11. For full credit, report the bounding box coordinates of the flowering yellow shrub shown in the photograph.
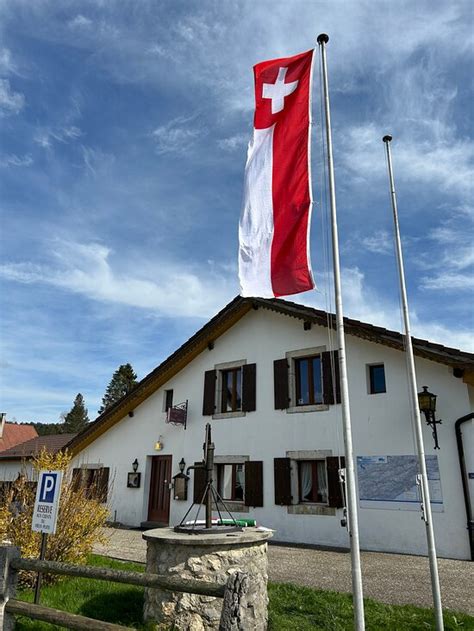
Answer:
[0,448,109,586]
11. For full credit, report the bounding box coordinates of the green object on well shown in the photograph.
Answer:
[218,518,256,527]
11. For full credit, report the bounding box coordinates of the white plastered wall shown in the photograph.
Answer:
[70,308,472,559]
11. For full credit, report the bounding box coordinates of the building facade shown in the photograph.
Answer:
[67,297,474,560]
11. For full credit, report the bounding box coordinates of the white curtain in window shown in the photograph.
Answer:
[236,465,244,491]
[317,460,328,502]
[300,461,313,501]
[223,465,233,499]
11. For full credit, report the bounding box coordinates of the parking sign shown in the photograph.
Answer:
[32,470,63,534]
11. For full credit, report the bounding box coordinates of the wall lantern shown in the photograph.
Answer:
[155,435,164,451]
[173,457,189,501]
[127,459,141,488]
[417,386,442,450]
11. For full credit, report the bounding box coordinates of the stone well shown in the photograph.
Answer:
[143,527,272,630]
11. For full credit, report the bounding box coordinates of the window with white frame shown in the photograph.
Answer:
[367,364,386,394]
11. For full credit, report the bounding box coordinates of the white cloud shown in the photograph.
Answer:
[68,15,93,29]
[151,115,205,155]
[81,146,115,176]
[359,230,393,255]
[0,48,15,74]
[0,240,235,319]
[339,123,474,201]
[0,78,24,116]
[217,133,248,151]
[420,223,474,289]
[420,272,474,292]
[34,126,82,148]
[0,153,33,168]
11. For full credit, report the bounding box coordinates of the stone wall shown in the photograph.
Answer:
[143,528,271,630]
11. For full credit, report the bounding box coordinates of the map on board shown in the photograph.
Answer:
[357,455,443,511]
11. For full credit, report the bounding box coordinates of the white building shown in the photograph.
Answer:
[66,296,474,560]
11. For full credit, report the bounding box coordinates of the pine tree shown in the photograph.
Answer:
[98,363,138,415]
[63,393,90,433]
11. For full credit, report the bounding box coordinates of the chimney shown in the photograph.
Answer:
[0,413,5,439]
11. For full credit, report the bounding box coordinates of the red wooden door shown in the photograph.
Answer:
[147,455,172,524]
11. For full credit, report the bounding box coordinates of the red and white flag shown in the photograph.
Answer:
[239,49,315,297]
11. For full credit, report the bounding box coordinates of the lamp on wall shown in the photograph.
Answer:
[155,435,164,451]
[173,457,189,501]
[132,458,139,473]
[417,386,442,450]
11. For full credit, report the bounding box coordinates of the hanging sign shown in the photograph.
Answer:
[32,470,63,534]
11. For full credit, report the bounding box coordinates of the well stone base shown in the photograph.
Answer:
[143,528,272,630]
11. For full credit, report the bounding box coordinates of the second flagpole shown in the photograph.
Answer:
[317,33,365,630]
[383,134,444,630]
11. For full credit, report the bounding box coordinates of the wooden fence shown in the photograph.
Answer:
[0,545,248,630]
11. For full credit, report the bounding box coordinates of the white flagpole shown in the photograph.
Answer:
[383,135,444,631]
[317,33,365,630]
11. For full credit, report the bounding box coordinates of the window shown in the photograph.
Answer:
[368,364,386,394]
[274,453,345,513]
[71,467,109,502]
[298,460,328,503]
[164,389,174,412]
[194,458,263,508]
[274,348,340,411]
[295,356,323,406]
[216,463,245,501]
[220,367,242,413]
[203,362,256,417]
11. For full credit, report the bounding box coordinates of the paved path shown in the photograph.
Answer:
[94,527,474,615]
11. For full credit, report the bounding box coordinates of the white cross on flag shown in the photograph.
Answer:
[239,49,315,297]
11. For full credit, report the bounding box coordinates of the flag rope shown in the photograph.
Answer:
[316,45,345,473]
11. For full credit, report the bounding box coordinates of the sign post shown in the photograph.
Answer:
[32,470,63,604]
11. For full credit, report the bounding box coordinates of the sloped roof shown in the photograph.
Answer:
[0,423,38,453]
[65,295,474,456]
[0,433,77,461]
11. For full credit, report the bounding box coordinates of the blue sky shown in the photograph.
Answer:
[0,1,472,423]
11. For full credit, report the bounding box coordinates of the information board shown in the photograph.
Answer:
[357,455,443,512]
[32,470,63,534]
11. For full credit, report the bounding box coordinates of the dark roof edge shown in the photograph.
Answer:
[65,295,473,454]
[65,295,249,452]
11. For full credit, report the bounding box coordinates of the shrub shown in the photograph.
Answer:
[0,448,109,586]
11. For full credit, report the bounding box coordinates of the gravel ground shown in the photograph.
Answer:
[93,527,474,615]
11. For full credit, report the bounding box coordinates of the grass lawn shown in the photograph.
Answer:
[14,554,474,630]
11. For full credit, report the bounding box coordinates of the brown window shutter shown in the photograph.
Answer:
[71,468,82,492]
[244,460,263,507]
[274,359,289,409]
[193,463,207,504]
[96,467,110,503]
[274,457,292,505]
[242,363,256,412]
[202,369,217,415]
[327,456,345,508]
[322,350,341,405]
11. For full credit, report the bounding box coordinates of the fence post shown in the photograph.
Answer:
[0,545,20,631]
[219,571,249,631]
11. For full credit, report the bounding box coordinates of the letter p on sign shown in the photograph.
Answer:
[39,473,57,503]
